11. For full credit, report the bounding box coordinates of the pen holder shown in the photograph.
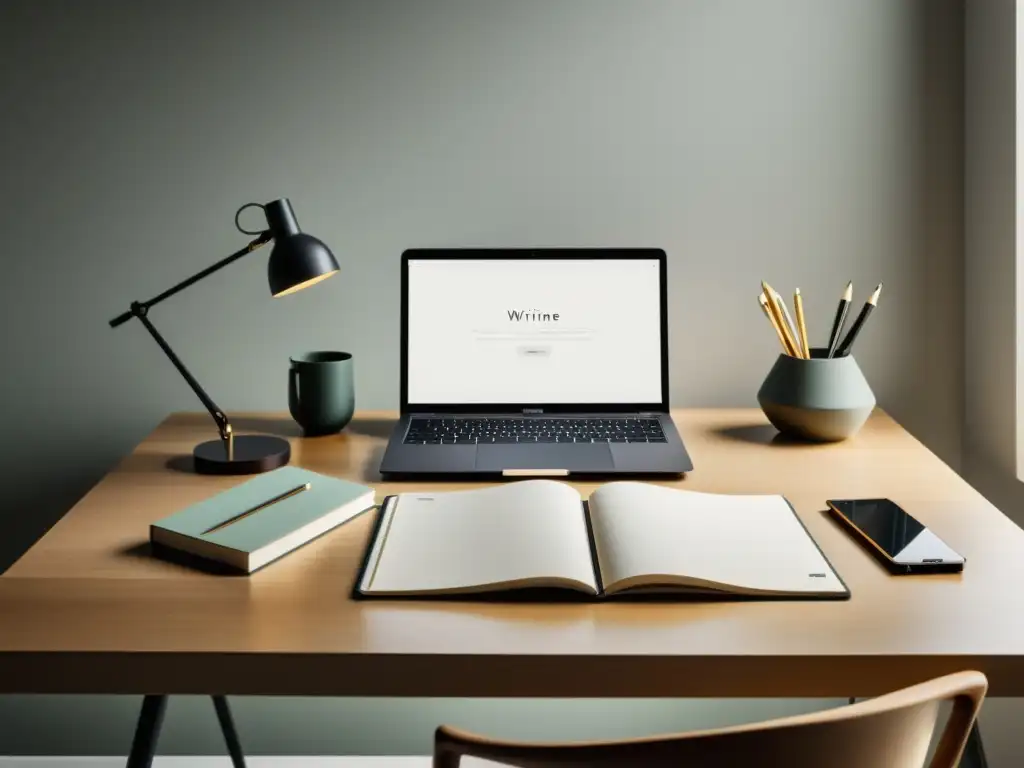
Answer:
[757,348,875,442]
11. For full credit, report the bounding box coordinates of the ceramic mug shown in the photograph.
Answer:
[288,351,355,436]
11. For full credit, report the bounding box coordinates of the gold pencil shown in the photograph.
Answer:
[794,288,811,359]
[761,281,799,356]
[759,294,790,353]
[773,289,805,358]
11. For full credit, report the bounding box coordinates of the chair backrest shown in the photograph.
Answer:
[433,671,987,768]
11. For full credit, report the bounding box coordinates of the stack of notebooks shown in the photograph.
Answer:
[356,480,848,600]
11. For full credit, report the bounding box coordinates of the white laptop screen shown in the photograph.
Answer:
[405,257,664,406]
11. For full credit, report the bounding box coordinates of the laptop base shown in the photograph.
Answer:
[380,413,692,478]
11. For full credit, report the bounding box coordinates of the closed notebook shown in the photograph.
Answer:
[151,466,375,573]
[356,480,848,600]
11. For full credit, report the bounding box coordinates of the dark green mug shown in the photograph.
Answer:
[288,351,355,436]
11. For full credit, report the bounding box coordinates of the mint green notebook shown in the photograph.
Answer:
[151,466,376,573]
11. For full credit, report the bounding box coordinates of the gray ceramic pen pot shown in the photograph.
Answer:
[289,351,355,436]
[757,348,875,442]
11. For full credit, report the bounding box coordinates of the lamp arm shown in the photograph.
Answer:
[129,306,234,449]
[108,232,272,455]
[109,233,272,328]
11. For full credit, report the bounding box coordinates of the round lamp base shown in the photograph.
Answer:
[193,435,291,475]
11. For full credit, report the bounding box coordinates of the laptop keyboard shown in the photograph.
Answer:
[403,417,667,444]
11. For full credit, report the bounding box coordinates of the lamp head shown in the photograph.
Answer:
[263,199,339,297]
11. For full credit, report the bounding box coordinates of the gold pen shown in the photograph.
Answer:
[794,288,811,359]
[203,482,311,535]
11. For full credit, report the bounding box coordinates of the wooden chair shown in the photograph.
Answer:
[434,671,987,768]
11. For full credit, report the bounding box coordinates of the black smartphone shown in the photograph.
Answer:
[826,498,964,574]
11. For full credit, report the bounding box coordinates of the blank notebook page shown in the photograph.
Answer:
[589,482,844,594]
[363,481,596,594]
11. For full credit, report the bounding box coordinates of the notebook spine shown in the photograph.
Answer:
[352,496,395,600]
[581,499,605,596]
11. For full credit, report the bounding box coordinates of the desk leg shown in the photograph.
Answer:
[212,695,247,768]
[125,695,166,768]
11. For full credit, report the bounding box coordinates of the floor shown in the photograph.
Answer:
[0,760,433,767]
[0,721,991,767]
[0,739,989,768]
[0,751,992,768]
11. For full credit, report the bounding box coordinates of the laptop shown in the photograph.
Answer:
[379,249,693,477]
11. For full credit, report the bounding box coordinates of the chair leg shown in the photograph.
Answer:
[212,695,248,768]
[125,695,167,768]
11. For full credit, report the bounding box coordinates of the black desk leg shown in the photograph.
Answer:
[212,695,248,768]
[126,695,167,768]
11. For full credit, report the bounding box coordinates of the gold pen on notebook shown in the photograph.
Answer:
[203,482,311,536]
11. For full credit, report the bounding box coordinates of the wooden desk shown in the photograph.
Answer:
[2,409,1023,698]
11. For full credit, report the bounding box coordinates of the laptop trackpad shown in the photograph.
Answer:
[475,443,613,472]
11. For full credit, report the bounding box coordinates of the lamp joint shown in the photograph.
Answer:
[248,232,272,251]
[220,421,234,461]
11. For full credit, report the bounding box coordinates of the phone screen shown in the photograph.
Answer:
[828,498,963,565]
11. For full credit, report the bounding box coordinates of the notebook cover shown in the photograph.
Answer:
[152,466,374,555]
[352,497,392,599]
[783,497,851,599]
[352,494,850,602]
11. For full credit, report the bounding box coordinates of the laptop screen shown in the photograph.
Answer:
[404,254,665,407]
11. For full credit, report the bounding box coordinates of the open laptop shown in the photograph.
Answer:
[379,249,693,477]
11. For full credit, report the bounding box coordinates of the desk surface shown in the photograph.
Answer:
[3,409,1024,698]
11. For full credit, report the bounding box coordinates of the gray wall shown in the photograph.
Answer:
[964,0,1019,509]
[0,0,976,759]
[961,3,1024,761]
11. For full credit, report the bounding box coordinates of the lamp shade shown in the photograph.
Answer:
[264,199,339,297]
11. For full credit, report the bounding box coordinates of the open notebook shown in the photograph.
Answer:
[356,481,848,600]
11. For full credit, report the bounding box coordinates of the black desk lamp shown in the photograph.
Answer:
[110,198,339,475]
